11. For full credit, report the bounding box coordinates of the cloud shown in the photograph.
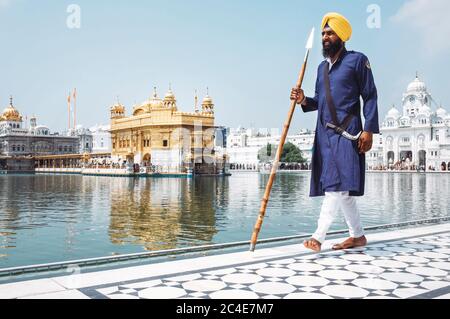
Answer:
[391,0,450,55]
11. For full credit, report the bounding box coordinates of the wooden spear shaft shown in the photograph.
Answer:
[250,28,315,252]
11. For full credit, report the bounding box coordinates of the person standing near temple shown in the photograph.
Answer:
[291,12,379,251]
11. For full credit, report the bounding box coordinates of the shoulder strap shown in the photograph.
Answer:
[323,62,354,130]
[323,62,339,126]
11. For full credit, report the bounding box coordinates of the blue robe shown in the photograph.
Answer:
[302,48,379,197]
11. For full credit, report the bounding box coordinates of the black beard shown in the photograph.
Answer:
[322,39,343,58]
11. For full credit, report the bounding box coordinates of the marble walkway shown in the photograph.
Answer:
[1,223,450,299]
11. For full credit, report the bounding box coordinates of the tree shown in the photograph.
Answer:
[257,142,306,164]
[281,142,306,164]
[258,143,275,163]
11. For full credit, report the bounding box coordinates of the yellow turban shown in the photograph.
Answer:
[321,12,352,42]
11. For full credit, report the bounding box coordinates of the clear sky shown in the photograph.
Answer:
[0,0,448,133]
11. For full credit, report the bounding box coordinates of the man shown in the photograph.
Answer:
[290,12,379,252]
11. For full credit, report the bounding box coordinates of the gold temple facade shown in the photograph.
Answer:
[110,87,227,175]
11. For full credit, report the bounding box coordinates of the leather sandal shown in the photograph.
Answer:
[332,235,367,250]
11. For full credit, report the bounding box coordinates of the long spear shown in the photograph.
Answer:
[250,28,315,252]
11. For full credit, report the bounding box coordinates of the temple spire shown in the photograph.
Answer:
[194,89,199,113]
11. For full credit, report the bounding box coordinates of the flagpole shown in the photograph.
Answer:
[249,28,315,252]
[73,88,77,129]
[68,92,71,130]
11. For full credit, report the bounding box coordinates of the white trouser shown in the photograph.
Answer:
[312,191,364,244]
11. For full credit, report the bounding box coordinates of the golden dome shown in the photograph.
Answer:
[141,87,164,109]
[110,103,125,113]
[202,95,213,106]
[164,89,176,102]
[1,97,22,122]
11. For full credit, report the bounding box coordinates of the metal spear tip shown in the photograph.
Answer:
[306,27,315,49]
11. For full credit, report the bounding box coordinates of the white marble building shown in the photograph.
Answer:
[367,75,450,171]
[226,127,315,169]
[89,124,112,153]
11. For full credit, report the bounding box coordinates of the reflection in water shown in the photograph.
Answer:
[109,178,220,250]
[0,172,449,268]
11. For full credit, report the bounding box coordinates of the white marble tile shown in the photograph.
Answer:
[345,264,384,274]
[392,288,428,298]
[414,252,448,259]
[352,278,398,290]
[250,282,296,295]
[256,267,296,278]
[204,268,237,276]
[315,258,350,266]
[364,250,396,257]
[341,254,374,262]
[269,258,296,265]
[237,263,268,270]
[393,256,429,264]
[221,273,263,284]
[121,279,162,289]
[0,279,66,299]
[286,275,330,287]
[287,263,325,272]
[97,287,119,295]
[166,273,202,282]
[429,262,450,271]
[434,293,450,299]
[435,248,450,255]
[285,292,333,299]
[317,270,358,280]
[320,285,369,298]
[182,280,226,292]
[402,243,435,250]
[380,272,424,283]
[383,246,416,253]
[209,289,259,299]
[406,267,447,277]
[138,286,187,299]
[420,281,449,290]
[19,289,90,299]
[371,260,408,269]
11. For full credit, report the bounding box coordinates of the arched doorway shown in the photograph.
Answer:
[387,151,394,166]
[418,150,426,169]
[400,151,412,162]
[441,162,447,171]
[448,162,450,171]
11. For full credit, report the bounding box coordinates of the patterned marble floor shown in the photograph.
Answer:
[77,232,450,299]
[2,224,450,299]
